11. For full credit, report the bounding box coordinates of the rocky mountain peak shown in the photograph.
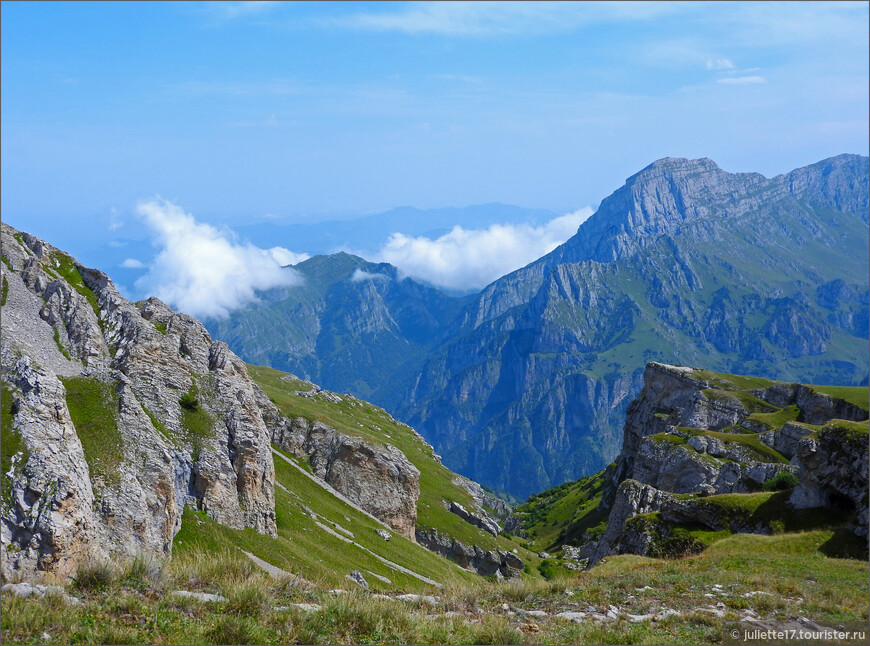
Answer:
[784,153,870,223]
[626,156,722,182]
[553,156,771,264]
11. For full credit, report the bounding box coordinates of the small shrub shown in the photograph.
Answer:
[93,625,140,645]
[208,615,264,645]
[179,392,199,412]
[538,559,558,580]
[72,559,117,592]
[122,554,163,590]
[762,472,799,491]
[769,520,786,535]
[656,527,705,559]
[225,582,270,617]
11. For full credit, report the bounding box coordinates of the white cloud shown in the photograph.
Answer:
[134,198,307,319]
[717,76,767,85]
[107,240,125,248]
[706,58,735,70]
[267,246,308,267]
[376,208,593,291]
[333,1,682,36]
[120,258,145,269]
[205,1,283,20]
[350,268,390,282]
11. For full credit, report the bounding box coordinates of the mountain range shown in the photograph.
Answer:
[207,154,870,499]
[2,220,866,645]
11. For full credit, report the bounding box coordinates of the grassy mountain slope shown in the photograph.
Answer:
[246,364,537,560]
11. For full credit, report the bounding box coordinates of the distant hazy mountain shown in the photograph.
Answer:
[209,154,869,499]
[205,252,469,403]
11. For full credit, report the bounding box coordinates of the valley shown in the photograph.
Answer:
[208,154,870,499]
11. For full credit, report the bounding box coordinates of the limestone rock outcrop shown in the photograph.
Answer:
[790,424,869,538]
[580,362,868,565]
[415,528,523,579]
[262,393,419,541]
[1,223,276,579]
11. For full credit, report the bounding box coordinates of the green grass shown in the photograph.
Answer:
[247,363,519,554]
[690,368,779,392]
[1,274,8,307]
[702,388,777,414]
[648,432,688,446]
[2,529,866,645]
[152,320,167,335]
[809,385,870,411]
[817,418,869,445]
[49,252,101,324]
[52,327,73,361]
[747,405,800,431]
[175,442,483,592]
[1,382,28,508]
[1,253,14,272]
[679,427,789,464]
[60,377,123,485]
[515,471,606,551]
[178,383,215,454]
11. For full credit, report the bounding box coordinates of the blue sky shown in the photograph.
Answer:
[2,1,868,314]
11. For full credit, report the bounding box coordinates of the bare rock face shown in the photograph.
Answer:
[1,222,276,579]
[316,434,419,541]
[754,383,868,424]
[760,422,812,460]
[447,501,499,537]
[790,425,869,538]
[414,528,522,579]
[451,475,515,531]
[582,361,869,566]
[617,363,745,478]
[586,480,674,562]
[1,357,102,578]
[631,432,797,496]
[265,395,419,541]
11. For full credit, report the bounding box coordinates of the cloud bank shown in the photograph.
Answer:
[350,268,390,282]
[377,208,593,292]
[135,198,308,319]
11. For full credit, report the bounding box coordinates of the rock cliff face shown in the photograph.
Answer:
[264,396,420,541]
[414,528,523,579]
[790,424,869,538]
[578,363,868,565]
[1,223,278,578]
